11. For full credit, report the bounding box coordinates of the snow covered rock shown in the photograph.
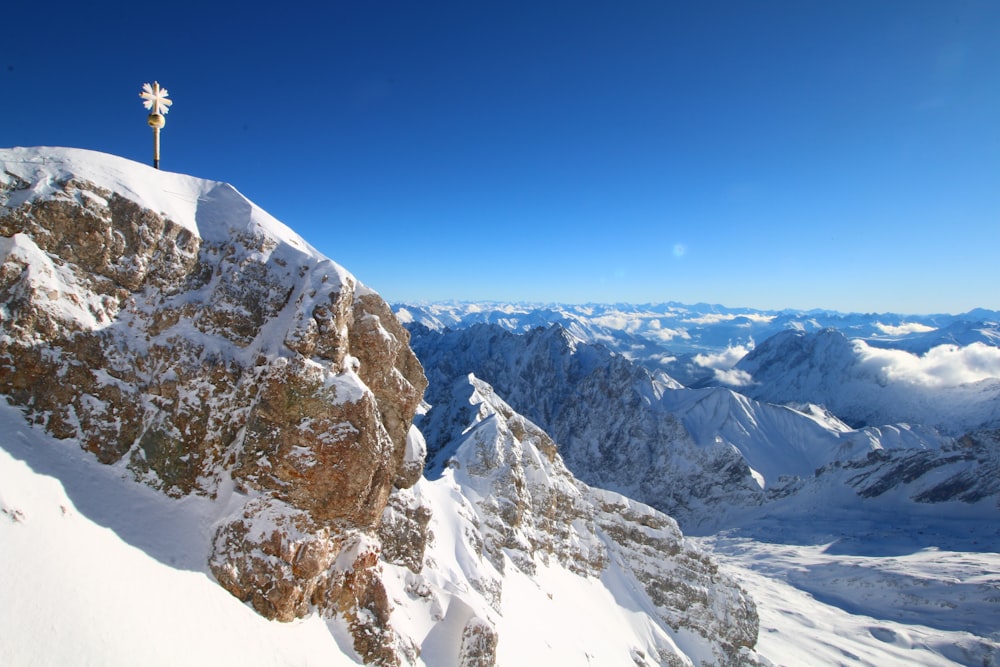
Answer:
[0,147,426,663]
[400,372,762,666]
[816,428,1000,504]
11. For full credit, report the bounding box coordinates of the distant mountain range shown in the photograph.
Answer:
[396,301,1000,388]
[399,302,1000,536]
[397,301,1000,430]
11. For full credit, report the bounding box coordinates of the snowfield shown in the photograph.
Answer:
[0,402,357,667]
[698,532,1000,667]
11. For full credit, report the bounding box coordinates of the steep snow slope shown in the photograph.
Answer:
[0,401,357,667]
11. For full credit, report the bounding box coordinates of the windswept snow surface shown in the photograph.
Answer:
[696,529,1000,667]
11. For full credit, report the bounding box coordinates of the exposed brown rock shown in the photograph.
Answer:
[351,293,428,489]
[378,488,434,573]
[458,617,498,667]
[0,171,427,664]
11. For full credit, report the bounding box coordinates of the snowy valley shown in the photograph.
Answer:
[1,147,998,666]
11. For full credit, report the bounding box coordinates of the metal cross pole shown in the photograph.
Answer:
[140,81,172,169]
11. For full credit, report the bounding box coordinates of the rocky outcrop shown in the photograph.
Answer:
[818,428,1000,505]
[458,617,499,667]
[590,489,758,664]
[0,149,426,664]
[414,372,762,666]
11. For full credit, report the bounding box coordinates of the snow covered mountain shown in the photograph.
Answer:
[4,147,996,666]
[405,318,1000,664]
[407,322,1000,533]
[395,301,1000,384]
[0,147,763,666]
[732,328,1000,434]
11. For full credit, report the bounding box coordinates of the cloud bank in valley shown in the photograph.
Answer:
[855,341,1000,388]
[873,321,938,336]
[694,344,755,386]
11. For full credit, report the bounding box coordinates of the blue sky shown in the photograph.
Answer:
[3,1,998,313]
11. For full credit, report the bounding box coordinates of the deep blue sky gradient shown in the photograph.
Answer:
[3,1,998,313]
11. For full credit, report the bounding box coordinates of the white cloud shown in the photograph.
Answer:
[592,314,642,333]
[684,313,731,325]
[693,344,754,371]
[646,327,690,343]
[651,353,677,365]
[682,313,776,326]
[873,322,937,336]
[855,341,1000,388]
[712,368,755,387]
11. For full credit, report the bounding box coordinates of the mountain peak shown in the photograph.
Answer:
[1,146,430,661]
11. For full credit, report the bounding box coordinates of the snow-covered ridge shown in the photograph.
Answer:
[392,372,762,666]
[2,146,321,252]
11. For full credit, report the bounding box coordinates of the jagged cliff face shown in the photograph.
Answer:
[381,373,762,666]
[0,148,427,662]
[410,323,773,530]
